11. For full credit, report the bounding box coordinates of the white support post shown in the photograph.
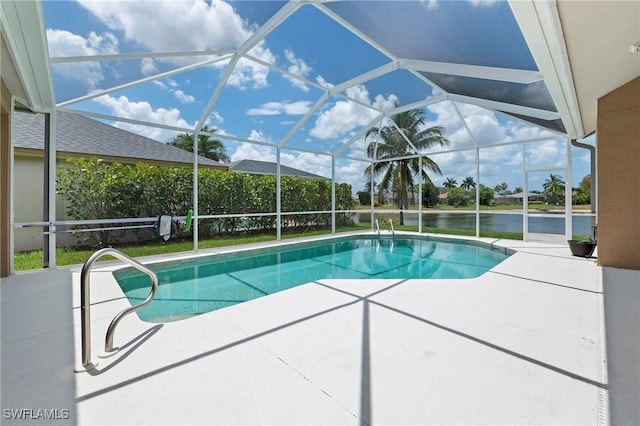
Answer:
[565,137,573,241]
[8,99,16,274]
[45,111,57,268]
[276,148,281,241]
[369,160,375,231]
[331,156,336,234]
[475,147,480,238]
[192,131,199,251]
[522,144,528,242]
[418,155,423,233]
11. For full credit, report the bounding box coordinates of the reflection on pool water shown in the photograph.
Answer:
[114,235,513,323]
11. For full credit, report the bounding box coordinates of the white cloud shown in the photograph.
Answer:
[227,51,274,90]
[78,0,250,52]
[92,94,193,141]
[309,85,392,140]
[505,119,555,141]
[229,129,278,162]
[418,101,567,188]
[246,101,312,116]
[283,49,312,91]
[468,0,501,7]
[419,0,440,9]
[229,144,333,181]
[246,102,283,116]
[526,139,566,169]
[151,78,195,105]
[210,111,224,124]
[335,159,370,192]
[173,89,195,104]
[316,75,334,90]
[281,152,332,179]
[77,0,275,89]
[140,58,158,76]
[230,143,276,163]
[229,130,333,181]
[46,29,119,89]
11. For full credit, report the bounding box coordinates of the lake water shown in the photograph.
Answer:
[356,211,596,237]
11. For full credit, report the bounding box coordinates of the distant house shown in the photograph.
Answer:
[229,159,329,180]
[13,110,226,250]
[494,192,545,204]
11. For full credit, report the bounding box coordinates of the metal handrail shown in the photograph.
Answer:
[389,218,395,236]
[375,219,380,236]
[78,247,158,371]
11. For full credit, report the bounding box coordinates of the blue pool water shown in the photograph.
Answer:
[114,235,513,323]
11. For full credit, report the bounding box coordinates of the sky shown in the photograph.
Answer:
[42,0,595,195]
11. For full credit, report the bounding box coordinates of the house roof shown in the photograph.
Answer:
[229,159,329,180]
[496,192,545,199]
[13,110,226,168]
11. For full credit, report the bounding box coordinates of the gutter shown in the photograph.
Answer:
[571,134,596,231]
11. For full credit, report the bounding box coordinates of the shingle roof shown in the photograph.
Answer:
[13,111,225,168]
[501,192,545,199]
[228,159,329,180]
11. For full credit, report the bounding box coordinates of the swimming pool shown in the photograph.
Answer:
[114,235,512,323]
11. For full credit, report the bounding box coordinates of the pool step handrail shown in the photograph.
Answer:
[77,247,158,372]
[389,218,395,236]
[375,219,380,236]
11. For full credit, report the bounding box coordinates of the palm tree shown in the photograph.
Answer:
[443,177,457,190]
[168,125,230,163]
[461,176,476,191]
[364,109,449,225]
[543,174,565,205]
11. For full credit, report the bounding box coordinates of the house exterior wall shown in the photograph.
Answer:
[13,154,77,251]
[1,78,11,276]
[597,75,640,270]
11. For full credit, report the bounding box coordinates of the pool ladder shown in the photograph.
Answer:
[374,218,395,236]
[76,247,158,372]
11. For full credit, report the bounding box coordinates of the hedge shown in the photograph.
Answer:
[57,158,354,247]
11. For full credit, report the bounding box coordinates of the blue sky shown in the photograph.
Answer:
[42,0,594,194]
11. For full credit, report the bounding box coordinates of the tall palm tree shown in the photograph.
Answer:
[364,109,449,225]
[443,177,457,190]
[543,173,565,205]
[461,176,476,191]
[168,125,230,163]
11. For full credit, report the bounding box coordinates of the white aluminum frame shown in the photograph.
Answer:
[7,0,582,268]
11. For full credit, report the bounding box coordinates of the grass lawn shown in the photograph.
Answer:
[13,225,369,271]
[14,222,587,272]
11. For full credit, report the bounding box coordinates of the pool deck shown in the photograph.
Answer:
[2,233,639,425]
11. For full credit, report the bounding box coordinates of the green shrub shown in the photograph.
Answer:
[446,187,468,207]
[421,181,439,207]
[478,184,495,206]
[57,158,354,247]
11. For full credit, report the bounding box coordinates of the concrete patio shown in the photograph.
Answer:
[2,236,638,424]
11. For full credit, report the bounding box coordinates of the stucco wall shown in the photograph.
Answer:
[597,76,640,270]
[13,155,76,251]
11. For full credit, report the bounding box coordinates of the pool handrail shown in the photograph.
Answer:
[375,219,380,236]
[77,247,158,372]
[389,218,395,236]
